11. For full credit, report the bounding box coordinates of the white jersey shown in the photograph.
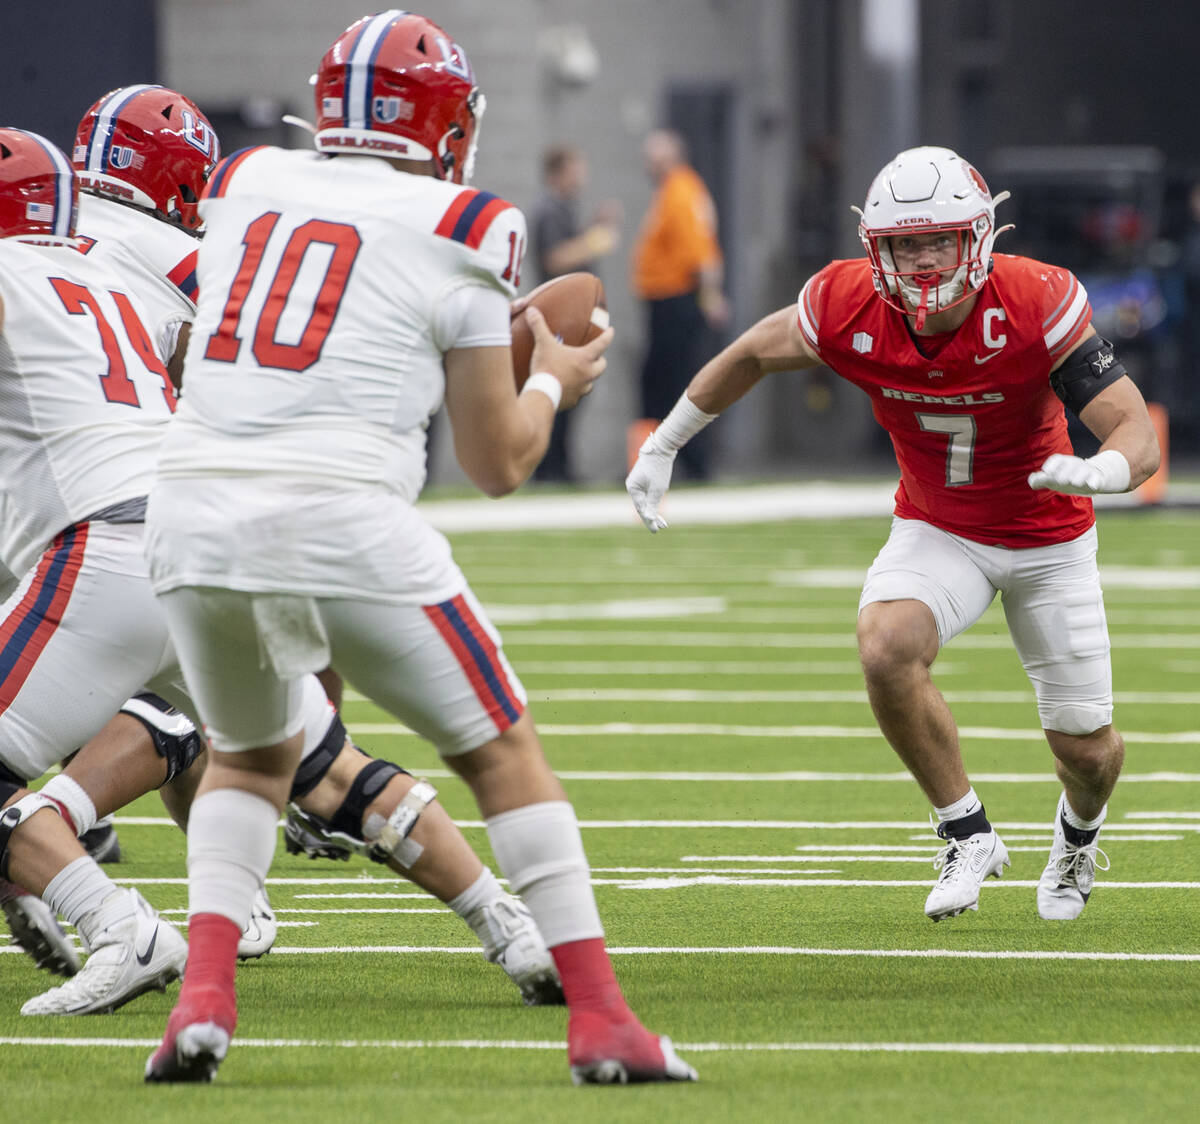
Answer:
[155,147,520,503]
[75,192,199,363]
[0,239,176,576]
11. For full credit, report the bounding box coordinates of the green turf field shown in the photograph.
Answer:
[5,503,1199,1122]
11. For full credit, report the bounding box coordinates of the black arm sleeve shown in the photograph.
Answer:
[1049,335,1128,416]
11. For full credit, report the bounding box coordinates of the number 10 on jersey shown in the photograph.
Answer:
[204,213,362,372]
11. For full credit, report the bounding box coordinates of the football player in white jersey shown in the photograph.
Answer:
[0,84,219,975]
[0,92,565,1010]
[143,10,695,1088]
[0,128,192,1014]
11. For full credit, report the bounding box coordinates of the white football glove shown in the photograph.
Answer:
[626,433,676,532]
[1027,449,1131,495]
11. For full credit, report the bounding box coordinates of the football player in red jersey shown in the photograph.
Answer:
[628,145,1160,924]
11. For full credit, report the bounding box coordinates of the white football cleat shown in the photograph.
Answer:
[21,888,186,1015]
[236,888,277,960]
[1037,798,1109,920]
[924,828,1010,921]
[470,897,564,1006]
[2,891,81,977]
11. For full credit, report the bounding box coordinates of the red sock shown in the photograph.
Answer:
[550,937,633,1018]
[183,912,240,995]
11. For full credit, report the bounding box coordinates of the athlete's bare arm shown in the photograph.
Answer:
[1077,375,1160,489]
[1051,329,1161,490]
[686,304,822,414]
[167,322,190,389]
[443,311,612,497]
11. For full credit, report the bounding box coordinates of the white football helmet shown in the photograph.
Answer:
[854,146,1009,328]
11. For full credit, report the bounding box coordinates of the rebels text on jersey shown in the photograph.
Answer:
[797,254,1094,547]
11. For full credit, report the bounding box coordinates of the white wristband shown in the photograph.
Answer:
[1086,448,1132,493]
[652,393,719,453]
[521,371,563,412]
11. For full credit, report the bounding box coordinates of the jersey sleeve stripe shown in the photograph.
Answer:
[461,196,511,250]
[797,278,820,350]
[0,525,88,719]
[203,146,265,201]
[1044,281,1090,354]
[433,189,478,238]
[166,249,200,302]
[434,190,508,246]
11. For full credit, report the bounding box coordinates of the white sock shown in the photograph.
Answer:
[42,855,119,928]
[1060,793,1106,832]
[187,788,279,930]
[485,801,603,948]
[934,786,983,823]
[40,774,98,836]
[446,867,509,954]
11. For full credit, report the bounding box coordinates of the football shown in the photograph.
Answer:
[510,271,609,390]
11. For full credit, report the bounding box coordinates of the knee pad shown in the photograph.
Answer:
[119,693,204,784]
[0,792,57,880]
[1041,700,1112,737]
[289,712,349,800]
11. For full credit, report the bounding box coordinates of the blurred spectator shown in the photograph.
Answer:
[632,129,728,480]
[529,145,621,482]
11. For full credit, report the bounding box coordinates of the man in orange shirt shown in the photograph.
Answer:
[632,129,729,479]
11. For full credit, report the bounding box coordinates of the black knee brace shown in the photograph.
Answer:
[328,758,406,839]
[0,791,58,881]
[289,713,349,800]
[119,693,204,784]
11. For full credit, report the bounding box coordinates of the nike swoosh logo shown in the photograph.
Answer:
[135,926,159,967]
[973,350,1003,364]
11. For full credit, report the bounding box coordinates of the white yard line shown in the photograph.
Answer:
[5,1036,1196,1055]
[527,687,1200,705]
[109,813,1200,829]
[348,720,1200,744]
[496,629,1200,650]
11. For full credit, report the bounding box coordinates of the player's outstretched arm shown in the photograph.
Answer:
[444,307,612,497]
[626,305,820,531]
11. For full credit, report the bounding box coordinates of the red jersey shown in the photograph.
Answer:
[797,254,1094,547]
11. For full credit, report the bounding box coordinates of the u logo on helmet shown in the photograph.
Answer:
[109,145,136,170]
[181,110,216,157]
[372,96,413,124]
[434,35,472,81]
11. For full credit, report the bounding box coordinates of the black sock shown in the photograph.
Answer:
[938,805,992,841]
[1061,817,1098,846]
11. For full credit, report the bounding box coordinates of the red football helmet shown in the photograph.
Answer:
[0,128,78,242]
[72,84,220,232]
[313,10,485,183]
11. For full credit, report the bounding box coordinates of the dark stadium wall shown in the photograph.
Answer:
[0,0,158,151]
